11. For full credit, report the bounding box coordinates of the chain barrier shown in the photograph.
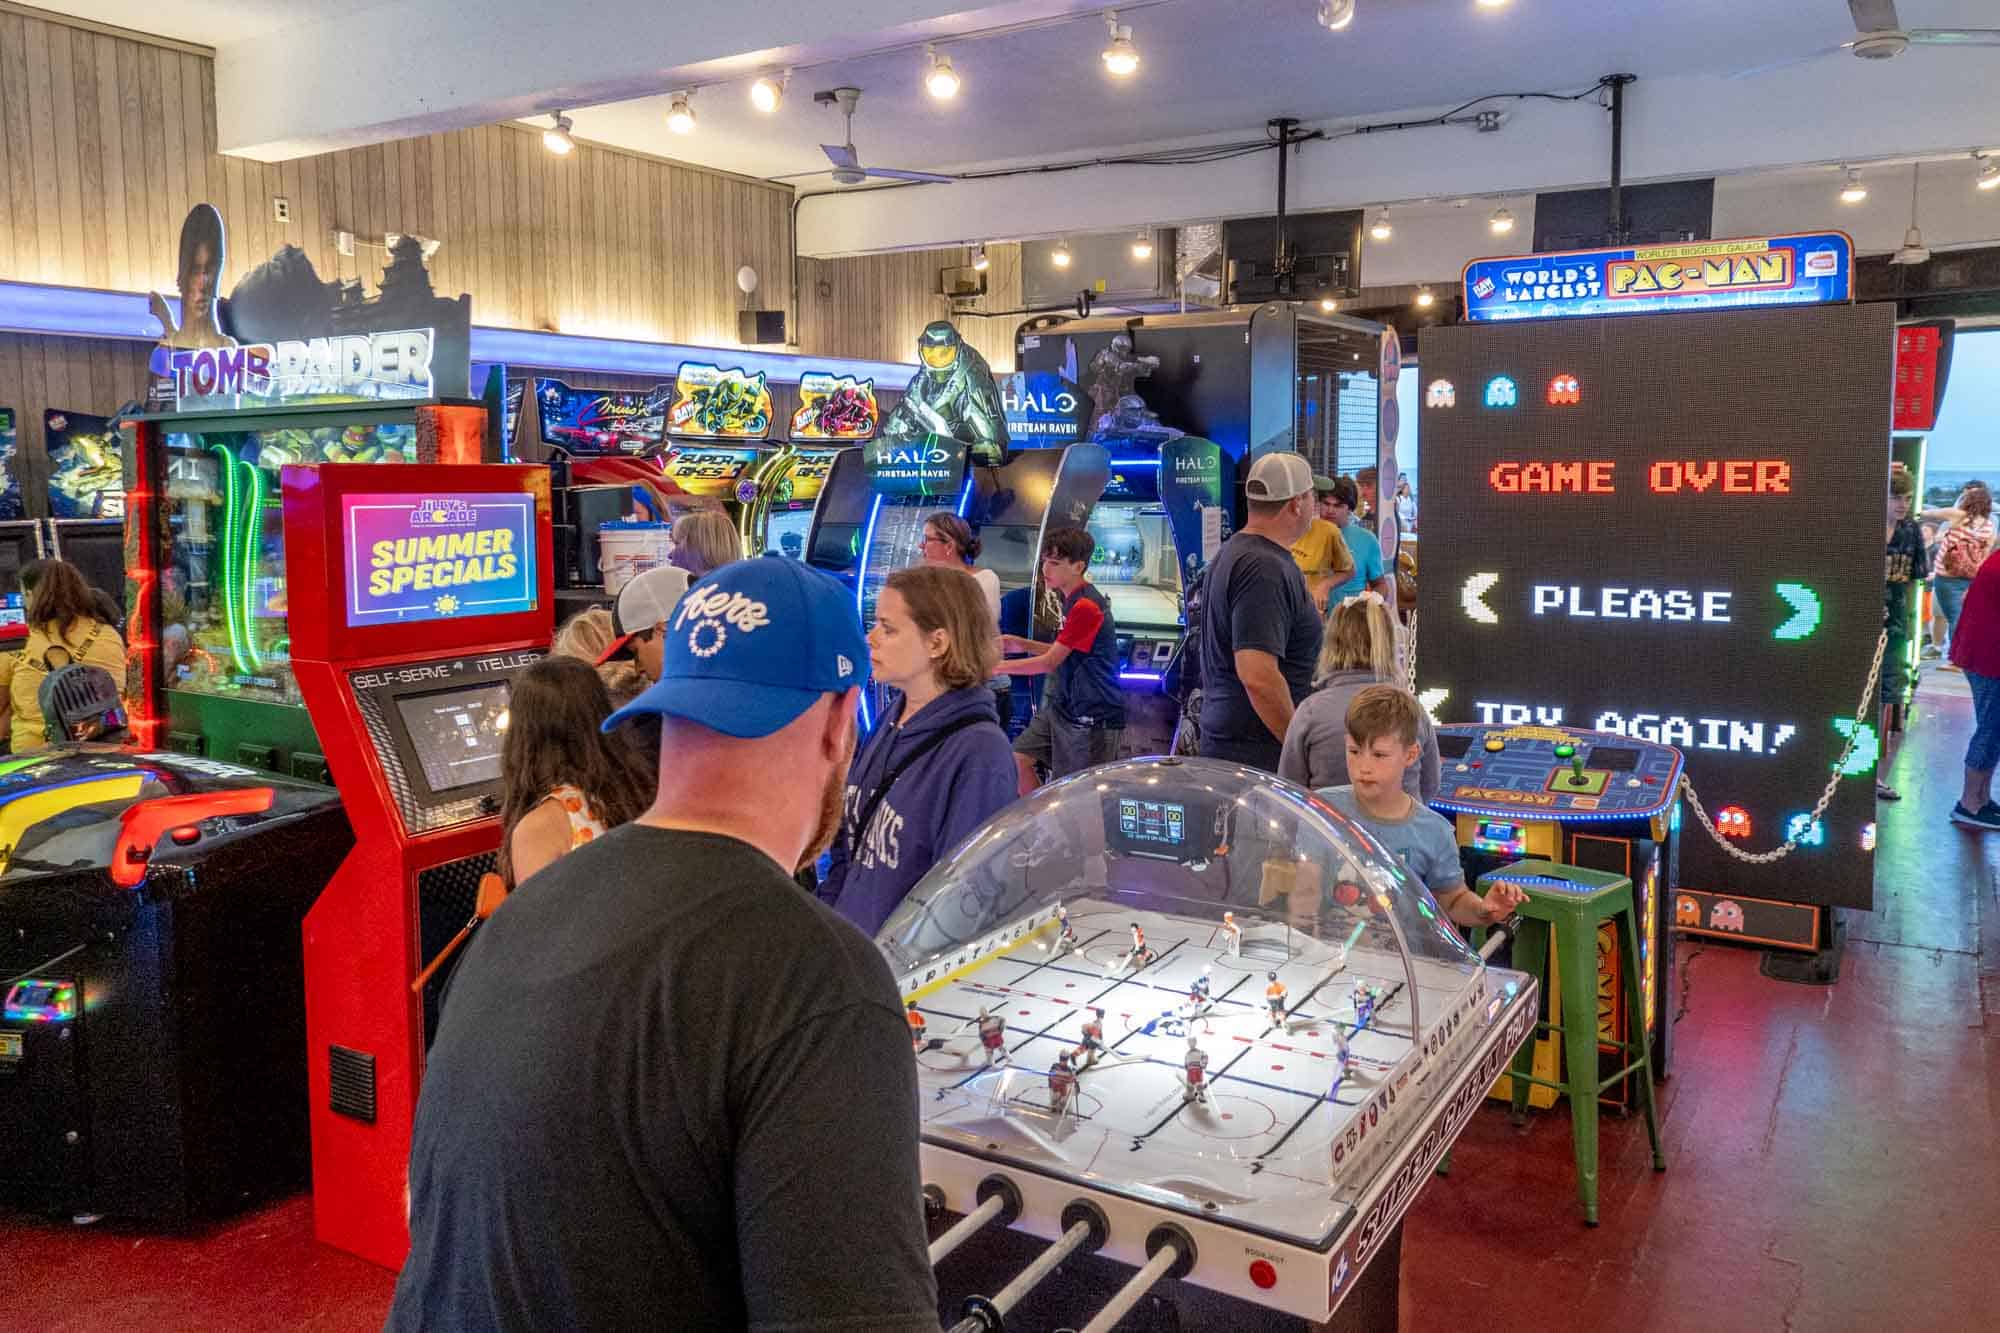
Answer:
[1679,628,1887,864]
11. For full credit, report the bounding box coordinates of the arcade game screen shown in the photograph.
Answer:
[1416,303,1894,910]
[765,506,813,561]
[159,424,414,706]
[1085,503,1181,631]
[44,410,126,518]
[395,682,510,793]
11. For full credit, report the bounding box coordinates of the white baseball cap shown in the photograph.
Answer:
[595,564,692,665]
[1245,452,1314,502]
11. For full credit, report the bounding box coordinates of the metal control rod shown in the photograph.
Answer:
[1077,1242,1181,1333]
[928,1192,1007,1266]
[991,1219,1093,1318]
[1479,914,1523,961]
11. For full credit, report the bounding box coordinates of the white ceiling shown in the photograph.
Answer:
[31,0,364,44]
[531,0,2000,184]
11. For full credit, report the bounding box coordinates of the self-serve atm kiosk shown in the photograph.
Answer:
[283,462,552,1269]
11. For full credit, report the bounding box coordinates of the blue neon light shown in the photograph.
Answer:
[955,476,975,518]
[1119,671,1164,684]
[1108,458,1161,467]
[0,280,916,387]
[855,494,883,733]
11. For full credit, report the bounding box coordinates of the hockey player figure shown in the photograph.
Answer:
[1265,972,1289,1025]
[906,999,928,1053]
[1048,1050,1079,1117]
[1181,1036,1211,1106]
[1122,922,1157,970]
[1351,980,1382,1032]
[1053,903,1079,955]
[1076,1006,1107,1066]
[1220,911,1242,957]
[976,1007,1009,1067]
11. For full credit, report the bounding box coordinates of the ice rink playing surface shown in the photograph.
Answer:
[909,907,1461,1240]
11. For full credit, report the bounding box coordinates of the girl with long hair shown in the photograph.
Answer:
[0,558,125,751]
[496,656,653,888]
[918,510,1008,720]
[1278,590,1438,799]
[669,509,744,580]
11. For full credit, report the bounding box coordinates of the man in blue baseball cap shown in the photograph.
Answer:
[392,559,940,1333]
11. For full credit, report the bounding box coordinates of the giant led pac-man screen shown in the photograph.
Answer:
[1416,302,1894,910]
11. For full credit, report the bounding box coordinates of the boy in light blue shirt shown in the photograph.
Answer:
[1319,685,1526,928]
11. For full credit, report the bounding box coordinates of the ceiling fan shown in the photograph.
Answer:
[1727,0,2000,78]
[815,87,955,186]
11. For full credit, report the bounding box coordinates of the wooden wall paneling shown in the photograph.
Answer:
[103,37,136,290]
[47,24,85,286]
[69,27,103,288]
[0,332,150,517]
[147,46,177,287]
[0,15,20,278]
[22,17,59,279]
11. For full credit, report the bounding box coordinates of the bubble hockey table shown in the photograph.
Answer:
[878,759,1538,1331]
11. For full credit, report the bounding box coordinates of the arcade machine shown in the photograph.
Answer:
[658,360,778,537]
[43,408,129,612]
[124,401,490,783]
[884,758,1536,1331]
[1430,722,1681,1104]
[0,407,42,648]
[748,370,879,560]
[0,749,349,1222]
[285,462,552,1268]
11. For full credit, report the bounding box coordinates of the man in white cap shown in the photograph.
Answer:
[1197,452,1324,772]
[593,563,692,683]
[393,558,937,1333]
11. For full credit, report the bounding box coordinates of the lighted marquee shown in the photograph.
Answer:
[169,330,435,408]
[1416,302,1893,910]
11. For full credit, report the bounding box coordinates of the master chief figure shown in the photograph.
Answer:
[1084,332,1159,425]
[880,321,1009,465]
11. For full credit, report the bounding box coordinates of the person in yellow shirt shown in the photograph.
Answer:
[0,559,126,751]
[1291,474,1355,612]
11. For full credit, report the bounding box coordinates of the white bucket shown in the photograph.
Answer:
[597,521,674,596]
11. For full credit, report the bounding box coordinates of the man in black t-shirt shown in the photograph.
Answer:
[1198,452,1325,771]
[390,558,939,1333]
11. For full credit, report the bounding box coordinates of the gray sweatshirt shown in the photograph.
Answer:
[1278,669,1441,802]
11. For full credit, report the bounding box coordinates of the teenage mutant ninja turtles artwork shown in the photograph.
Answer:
[879,321,1009,465]
[0,409,20,520]
[44,410,126,518]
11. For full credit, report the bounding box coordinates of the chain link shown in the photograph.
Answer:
[1679,628,1888,864]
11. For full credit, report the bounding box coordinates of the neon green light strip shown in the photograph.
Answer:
[239,460,265,672]
[210,444,250,675]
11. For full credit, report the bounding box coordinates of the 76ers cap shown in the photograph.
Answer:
[603,558,870,739]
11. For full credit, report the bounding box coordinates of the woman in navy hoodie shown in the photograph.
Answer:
[821,564,1019,935]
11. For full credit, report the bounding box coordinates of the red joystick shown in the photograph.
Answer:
[1334,882,1363,907]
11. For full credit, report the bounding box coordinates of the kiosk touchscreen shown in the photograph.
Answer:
[285,463,552,1269]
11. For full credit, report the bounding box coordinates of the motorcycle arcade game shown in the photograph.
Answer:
[283,462,551,1268]
[0,749,349,1224]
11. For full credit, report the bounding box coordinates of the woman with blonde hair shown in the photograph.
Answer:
[552,606,648,707]
[820,564,1018,933]
[668,508,744,580]
[1278,590,1438,798]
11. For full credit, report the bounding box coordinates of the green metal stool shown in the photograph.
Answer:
[1478,859,1665,1225]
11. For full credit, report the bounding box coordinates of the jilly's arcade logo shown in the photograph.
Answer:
[170,329,434,405]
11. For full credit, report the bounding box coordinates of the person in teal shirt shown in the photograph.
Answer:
[1321,475,1395,607]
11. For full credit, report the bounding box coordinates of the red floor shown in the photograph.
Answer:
[6,673,1998,1331]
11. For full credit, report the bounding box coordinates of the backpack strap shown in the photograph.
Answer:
[846,715,986,857]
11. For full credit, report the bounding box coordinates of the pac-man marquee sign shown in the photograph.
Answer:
[1463,233,1852,322]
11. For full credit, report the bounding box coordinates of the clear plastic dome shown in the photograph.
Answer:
[876,757,1525,1249]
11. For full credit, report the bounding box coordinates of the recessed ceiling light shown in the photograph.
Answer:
[542,111,574,156]
[1052,239,1073,269]
[1131,230,1155,260]
[1415,285,1435,308]
[1318,0,1356,30]
[1370,209,1393,241]
[1839,167,1868,204]
[1489,206,1515,235]
[1475,0,1510,9]
[1102,11,1140,78]
[971,243,990,272]
[1320,296,1336,312]
[925,46,962,100]
[666,92,696,135]
[750,72,787,114]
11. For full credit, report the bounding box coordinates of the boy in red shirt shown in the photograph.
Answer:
[998,526,1125,779]
[1948,551,2000,830]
